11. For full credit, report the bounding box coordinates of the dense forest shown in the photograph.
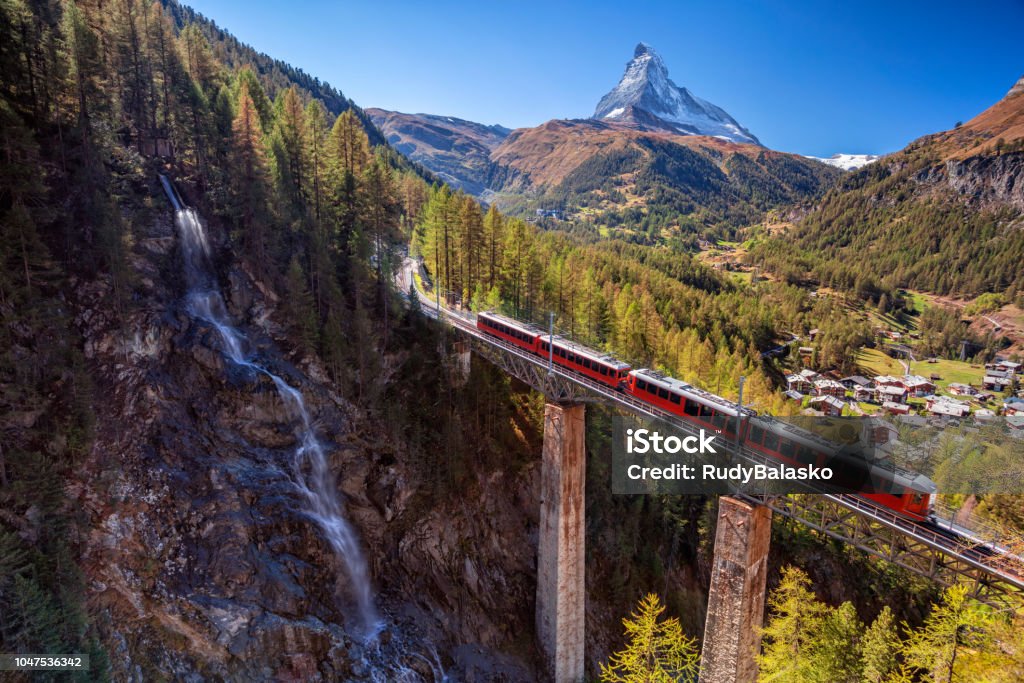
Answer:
[0,0,439,671]
[747,141,1024,306]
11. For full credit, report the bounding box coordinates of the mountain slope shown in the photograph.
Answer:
[749,75,1024,298]
[487,118,840,240]
[367,109,509,194]
[593,43,759,145]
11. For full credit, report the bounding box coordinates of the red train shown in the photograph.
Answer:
[476,311,936,521]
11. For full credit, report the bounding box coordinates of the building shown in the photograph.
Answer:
[877,385,908,404]
[786,368,819,394]
[947,383,976,397]
[813,378,847,398]
[926,397,970,418]
[902,375,936,397]
[983,371,1012,391]
[1004,397,1024,416]
[784,389,804,402]
[840,375,872,390]
[874,375,904,388]
[882,401,911,415]
[809,395,845,417]
[853,385,877,403]
[994,360,1021,375]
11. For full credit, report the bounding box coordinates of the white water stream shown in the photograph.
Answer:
[164,178,379,636]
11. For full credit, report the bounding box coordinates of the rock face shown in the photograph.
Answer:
[70,193,538,681]
[367,108,510,195]
[593,43,760,145]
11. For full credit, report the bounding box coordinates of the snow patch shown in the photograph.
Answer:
[806,153,880,171]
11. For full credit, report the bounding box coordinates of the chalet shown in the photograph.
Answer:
[926,397,970,418]
[809,395,845,417]
[877,385,908,404]
[983,372,1012,391]
[974,409,996,421]
[976,392,995,403]
[902,375,936,397]
[785,390,804,402]
[882,401,911,415]
[947,383,976,397]
[853,385,877,403]
[808,328,820,341]
[874,375,904,388]
[1004,397,1024,416]
[798,346,815,359]
[840,375,872,390]
[995,360,1021,375]
[813,378,847,398]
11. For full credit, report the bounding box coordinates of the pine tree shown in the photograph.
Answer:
[599,593,700,682]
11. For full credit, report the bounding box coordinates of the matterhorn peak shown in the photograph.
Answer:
[593,43,760,145]
[1008,74,1024,98]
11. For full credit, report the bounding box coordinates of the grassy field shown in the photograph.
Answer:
[855,347,986,392]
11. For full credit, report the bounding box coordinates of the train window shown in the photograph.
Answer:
[670,393,681,405]
[600,366,608,376]
[699,404,714,418]
[584,359,592,369]
[779,439,795,458]
[749,425,764,444]
[763,432,779,450]
[796,445,816,464]
[910,493,924,507]
[657,388,669,400]
[637,379,647,392]
[684,400,699,416]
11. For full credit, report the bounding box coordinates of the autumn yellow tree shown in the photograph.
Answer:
[600,593,700,682]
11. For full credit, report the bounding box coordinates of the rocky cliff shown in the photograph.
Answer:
[68,185,541,681]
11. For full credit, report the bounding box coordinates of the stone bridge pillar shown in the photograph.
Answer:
[536,402,586,682]
[699,496,772,683]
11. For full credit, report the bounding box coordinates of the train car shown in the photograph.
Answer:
[626,369,746,435]
[627,368,936,521]
[477,311,543,353]
[479,314,937,522]
[746,416,935,520]
[539,336,631,388]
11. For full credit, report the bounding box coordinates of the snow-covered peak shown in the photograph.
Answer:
[1008,74,1024,98]
[805,153,880,171]
[593,43,760,145]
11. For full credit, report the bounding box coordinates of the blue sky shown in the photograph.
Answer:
[187,0,1023,156]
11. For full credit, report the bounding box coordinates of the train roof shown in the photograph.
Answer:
[478,311,544,336]
[549,336,631,370]
[630,368,745,417]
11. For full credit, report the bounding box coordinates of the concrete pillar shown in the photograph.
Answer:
[536,402,586,683]
[699,497,772,683]
[449,340,471,386]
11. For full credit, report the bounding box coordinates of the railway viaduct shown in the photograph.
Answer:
[400,260,1024,683]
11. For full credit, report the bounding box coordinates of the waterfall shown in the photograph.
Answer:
[167,183,379,637]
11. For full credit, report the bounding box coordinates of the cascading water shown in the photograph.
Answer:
[163,177,379,637]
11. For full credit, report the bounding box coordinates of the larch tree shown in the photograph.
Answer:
[600,593,700,683]
[230,79,269,270]
[757,566,829,682]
